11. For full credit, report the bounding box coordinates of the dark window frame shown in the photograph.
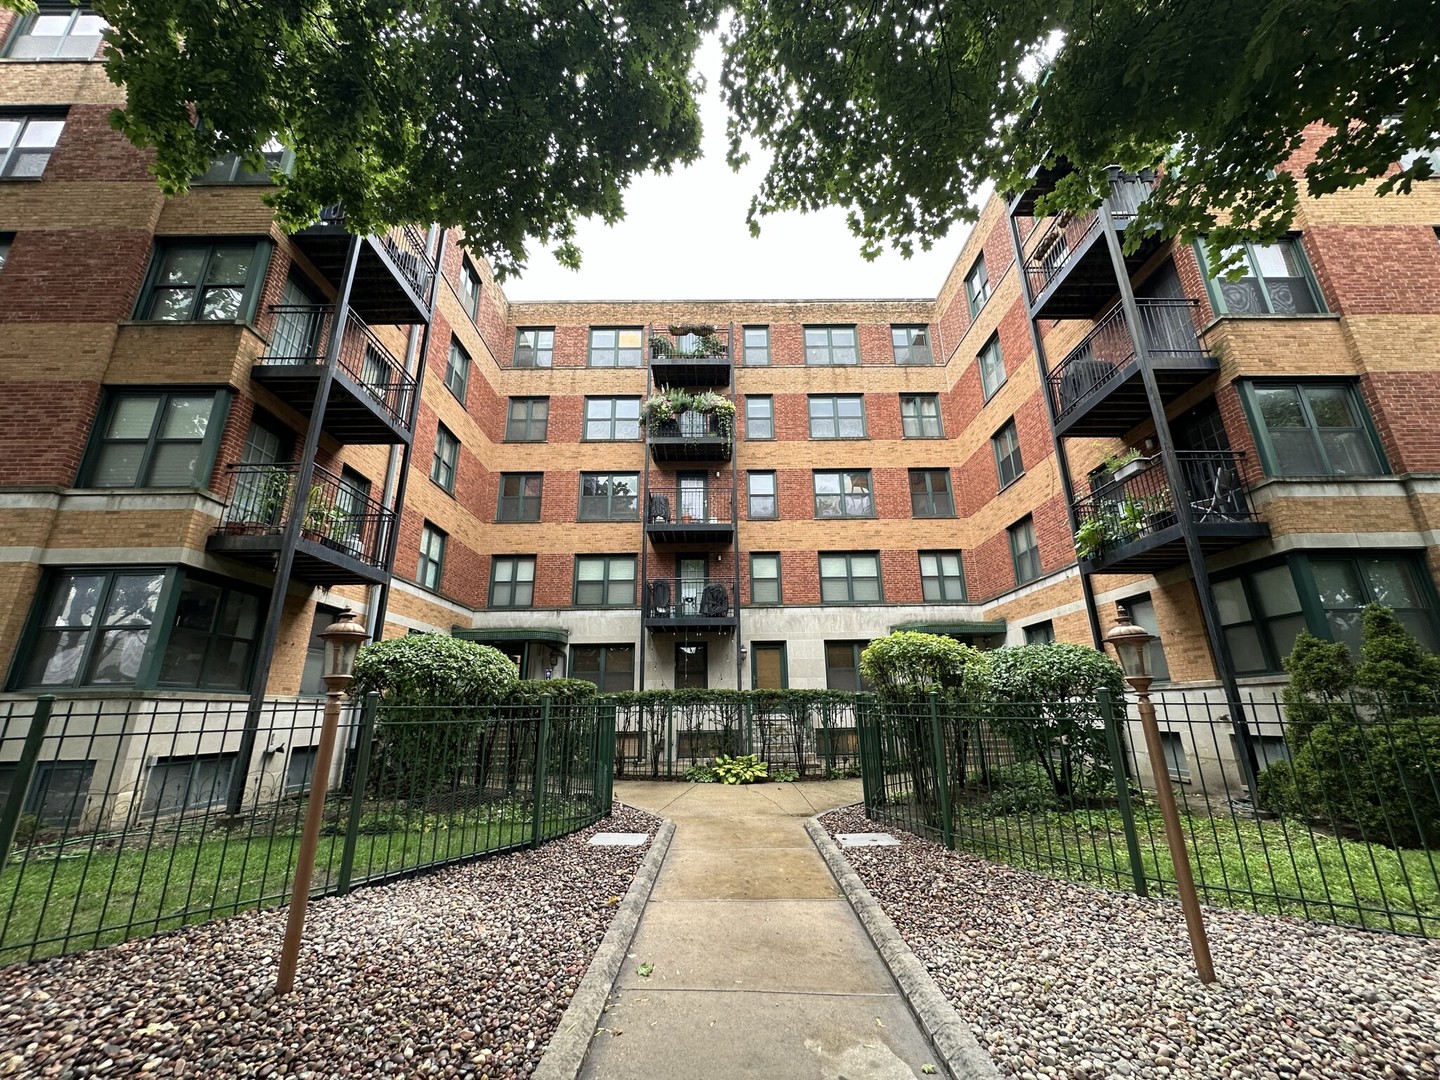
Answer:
[3,7,105,59]
[587,326,644,368]
[743,325,771,366]
[430,422,459,493]
[1238,379,1387,478]
[900,393,944,438]
[1024,621,1056,645]
[78,387,230,490]
[417,522,447,592]
[573,554,638,608]
[919,550,966,602]
[505,397,549,442]
[813,469,875,519]
[891,325,934,366]
[824,640,872,690]
[803,325,859,366]
[1009,516,1041,585]
[0,111,66,179]
[818,552,883,604]
[578,472,640,521]
[582,396,642,441]
[965,254,991,319]
[909,468,955,518]
[489,555,537,609]
[993,418,1024,489]
[569,643,635,691]
[444,338,471,404]
[748,470,778,520]
[497,472,543,522]
[978,333,1006,401]
[808,394,867,439]
[133,238,273,324]
[1197,236,1326,316]
[749,552,782,605]
[459,259,482,322]
[745,395,774,440]
[513,327,554,368]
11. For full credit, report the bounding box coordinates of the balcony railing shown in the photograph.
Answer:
[213,461,394,569]
[258,304,417,431]
[649,329,731,361]
[648,411,728,442]
[1021,172,1154,298]
[1073,450,1258,562]
[1048,298,1208,421]
[644,577,735,624]
[644,484,735,526]
[315,204,436,302]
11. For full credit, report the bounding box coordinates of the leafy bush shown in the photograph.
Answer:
[984,763,1060,815]
[771,767,799,783]
[684,764,718,783]
[712,754,769,784]
[13,813,40,847]
[1282,631,1357,738]
[859,631,990,700]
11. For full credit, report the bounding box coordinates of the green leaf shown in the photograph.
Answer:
[637,963,654,978]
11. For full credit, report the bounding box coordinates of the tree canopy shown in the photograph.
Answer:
[721,1,1440,261]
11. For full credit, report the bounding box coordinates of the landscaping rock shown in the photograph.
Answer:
[0,803,658,1079]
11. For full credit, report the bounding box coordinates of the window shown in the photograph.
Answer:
[824,641,872,690]
[900,394,943,438]
[804,325,858,365]
[1202,237,1323,315]
[1213,564,1308,675]
[81,390,225,488]
[745,396,774,439]
[444,338,470,403]
[819,553,882,604]
[1024,621,1056,645]
[808,395,866,439]
[1242,381,1384,477]
[497,473,542,522]
[489,556,536,609]
[743,326,770,365]
[583,397,641,440]
[0,760,94,826]
[300,605,341,695]
[675,643,708,689]
[505,397,549,442]
[588,327,643,367]
[284,747,318,796]
[136,240,270,322]
[194,139,291,184]
[0,114,63,179]
[1124,596,1172,682]
[5,8,105,58]
[919,551,965,602]
[569,644,635,692]
[748,471,777,519]
[965,254,991,318]
[1312,555,1437,657]
[978,334,1006,400]
[431,423,459,493]
[514,328,554,368]
[892,326,933,365]
[0,233,10,275]
[1159,732,1191,782]
[417,523,446,591]
[141,754,239,818]
[459,260,481,321]
[574,555,636,607]
[751,642,787,688]
[749,553,781,605]
[909,469,954,517]
[1009,517,1041,585]
[579,472,639,521]
[814,470,874,519]
[157,577,263,690]
[993,419,1024,488]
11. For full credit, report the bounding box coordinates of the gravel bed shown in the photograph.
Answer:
[823,805,1440,1080]
[0,802,659,1079]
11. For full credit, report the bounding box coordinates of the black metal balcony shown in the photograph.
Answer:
[647,411,733,462]
[645,484,735,546]
[252,305,416,443]
[290,207,435,325]
[649,329,732,387]
[642,577,737,632]
[1072,450,1268,574]
[1047,298,1219,438]
[207,462,395,586]
[1020,173,1163,320]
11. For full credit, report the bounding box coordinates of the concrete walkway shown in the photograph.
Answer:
[578,781,943,1080]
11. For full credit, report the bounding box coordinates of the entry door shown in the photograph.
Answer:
[752,642,786,689]
[675,643,708,688]
[677,472,707,522]
[678,557,707,615]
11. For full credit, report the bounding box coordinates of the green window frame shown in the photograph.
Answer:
[578,472,639,521]
[588,327,644,367]
[909,468,954,518]
[0,759,95,827]
[978,334,1006,400]
[583,397,641,441]
[459,259,482,321]
[444,338,471,403]
[743,326,770,365]
[824,641,872,690]
[497,472,543,522]
[919,551,965,602]
[965,254,991,319]
[1197,236,1324,315]
[748,471,777,519]
[745,396,774,440]
[4,7,105,58]
[0,114,65,178]
[140,753,240,818]
[892,325,933,366]
[814,469,874,519]
[194,139,292,184]
[1310,554,1439,657]
[569,644,635,691]
[135,239,273,323]
[417,522,446,591]
[505,397,549,442]
[1124,595,1172,682]
[11,567,262,691]
[1024,621,1056,645]
[749,552,782,605]
[804,325,858,365]
[574,555,637,607]
[1009,516,1041,585]
[900,394,943,438]
[514,328,554,368]
[489,555,536,609]
[79,388,229,489]
[819,552,882,604]
[431,422,459,493]
[1239,380,1386,478]
[808,395,866,439]
[993,418,1024,489]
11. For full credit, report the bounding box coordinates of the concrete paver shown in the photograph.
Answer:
[577,780,941,1080]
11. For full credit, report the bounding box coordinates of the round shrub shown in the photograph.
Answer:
[987,642,1124,703]
[351,633,519,704]
[859,631,991,700]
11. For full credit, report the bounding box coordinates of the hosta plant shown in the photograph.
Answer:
[712,753,769,785]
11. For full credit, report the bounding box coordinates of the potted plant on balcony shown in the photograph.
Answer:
[668,323,716,338]
[1102,448,1150,484]
[650,334,674,359]
[302,486,350,548]
[1074,517,1110,560]
[690,391,736,447]
[224,466,291,535]
[642,388,692,431]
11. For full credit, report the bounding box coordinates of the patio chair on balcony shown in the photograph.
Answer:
[1191,464,1244,522]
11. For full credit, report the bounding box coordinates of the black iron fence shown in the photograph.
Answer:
[0,694,615,963]
[857,691,1440,937]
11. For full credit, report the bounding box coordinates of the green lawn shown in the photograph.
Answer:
[0,800,596,964]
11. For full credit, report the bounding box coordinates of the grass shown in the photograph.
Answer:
[0,796,599,964]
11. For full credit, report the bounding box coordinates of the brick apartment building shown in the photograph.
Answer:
[3,7,1440,811]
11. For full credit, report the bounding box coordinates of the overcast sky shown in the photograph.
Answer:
[506,35,978,303]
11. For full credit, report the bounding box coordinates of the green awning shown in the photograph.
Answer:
[453,627,570,646]
[888,620,1006,636]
